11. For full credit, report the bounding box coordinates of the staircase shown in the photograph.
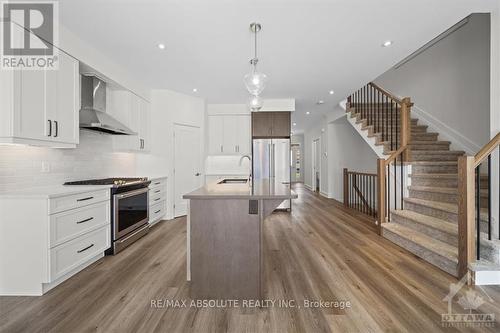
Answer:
[347,83,500,279]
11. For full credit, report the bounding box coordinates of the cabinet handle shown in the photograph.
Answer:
[153,182,161,185]
[54,121,58,137]
[154,210,161,214]
[154,189,161,193]
[47,120,52,137]
[77,196,94,202]
[76,217,94,224]
[77,244,94,253]
[154,198,161,202]
[220,145,223,153]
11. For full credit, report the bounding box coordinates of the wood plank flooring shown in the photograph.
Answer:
[1,183,500,332]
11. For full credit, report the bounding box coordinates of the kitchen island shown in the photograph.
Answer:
[183,179,297,300]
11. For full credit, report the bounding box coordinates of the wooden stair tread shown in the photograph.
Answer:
[382,223,458,262]
[391,209,457,234]
[410,173,457,179]
[408,185,489,195]
[410,161,457,165]
[412,150,465,155]
[404,197,488,219]
[410,141,450,145]
[469,260,500,272]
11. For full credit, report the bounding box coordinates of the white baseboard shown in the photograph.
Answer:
[304,184,313,190]
[411,105,481,155]
[475,270,500,285]
[320,191,329,198]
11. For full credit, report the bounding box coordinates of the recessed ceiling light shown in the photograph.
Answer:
[317,100,324,105]
[306,111,310,115]
[192,88,198,93]
[382,40,393,47]
[158,43,166,50]
[329,90,334,95]
[293,122,297,126]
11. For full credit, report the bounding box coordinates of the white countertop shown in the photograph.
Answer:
[0,184,113,199]
[0,175,168,199]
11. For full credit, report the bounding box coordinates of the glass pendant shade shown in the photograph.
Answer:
[248,94,263,111]
[244,71,267,95]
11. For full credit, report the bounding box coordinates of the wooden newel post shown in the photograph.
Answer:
[343,168,349,207]
[400,97,413,161]
[376,159,386,235]
[457,156,475,279]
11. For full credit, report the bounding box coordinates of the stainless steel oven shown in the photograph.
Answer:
[112,186,150,253]
[113,187,149,240]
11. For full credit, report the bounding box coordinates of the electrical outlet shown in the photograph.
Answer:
[41,161,50,173]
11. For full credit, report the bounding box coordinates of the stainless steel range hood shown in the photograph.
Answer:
[79,75,136,135]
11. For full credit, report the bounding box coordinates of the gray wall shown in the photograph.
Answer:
[375,13,491,149]
[327,117,378,201]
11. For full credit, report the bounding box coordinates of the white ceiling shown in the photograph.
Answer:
[59,0,496,133]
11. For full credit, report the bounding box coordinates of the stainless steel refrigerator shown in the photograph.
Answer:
[252,139,291,210]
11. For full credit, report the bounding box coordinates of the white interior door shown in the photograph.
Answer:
[174,124,202,217]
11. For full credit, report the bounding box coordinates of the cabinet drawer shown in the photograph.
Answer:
[149,191,166,205]
[49,226,110,281]
[49,201,110,248]
[49,190,109,215]
[149,178,166,189]
[150,200,166,223]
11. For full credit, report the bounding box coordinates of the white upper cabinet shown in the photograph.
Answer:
[0,32,79,148]
[45,51,80,145]
[207,114,250,155]
[108,90,150,153]
[208,115,224,154]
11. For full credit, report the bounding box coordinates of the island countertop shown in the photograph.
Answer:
[183,179,298,200]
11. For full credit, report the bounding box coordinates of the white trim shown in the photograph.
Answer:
[320,191,329,198]
[345,112,386,158]
[304,184,313,190]
[411,105,480,155]
[474,270,500,285]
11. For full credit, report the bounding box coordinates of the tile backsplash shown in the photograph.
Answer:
[0,130,137,192]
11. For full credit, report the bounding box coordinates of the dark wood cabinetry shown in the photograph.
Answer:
[251,112,291,138]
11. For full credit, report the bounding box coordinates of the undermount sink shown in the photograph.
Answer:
[218,178,248,184]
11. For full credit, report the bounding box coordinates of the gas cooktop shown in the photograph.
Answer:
[64,177,149,187]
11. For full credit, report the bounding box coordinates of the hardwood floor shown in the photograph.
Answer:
[1,183,499,332]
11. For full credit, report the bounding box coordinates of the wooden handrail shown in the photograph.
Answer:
[368,82,414,107]
[384,146,408,165]
[473,132,500,168]
[345,170,377,177]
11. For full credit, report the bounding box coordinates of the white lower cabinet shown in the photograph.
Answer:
[149,177,167,225]
[0,188,111,296]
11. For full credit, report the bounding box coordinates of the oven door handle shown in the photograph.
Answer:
[115,187,149,199]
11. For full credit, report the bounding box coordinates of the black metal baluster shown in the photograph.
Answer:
[390,100,394,151]
[396,104,399,149]
[394,154,397,210]
[401,150,404,209]
[387,164,391,221]
[488,154,491,240]
[476,166,481,260]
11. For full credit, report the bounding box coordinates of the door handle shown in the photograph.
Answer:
[47,120,52,136]
[54,120,58,137]
[195,173,201,176]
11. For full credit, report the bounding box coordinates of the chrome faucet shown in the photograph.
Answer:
[239,155,252,183]
[239,154,252,166]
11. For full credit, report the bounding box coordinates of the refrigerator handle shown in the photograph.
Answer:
[272,143,275,179]
[268,143,272,179]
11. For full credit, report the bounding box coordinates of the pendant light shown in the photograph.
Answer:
[245,22,267,111]
[248,94,263,111]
